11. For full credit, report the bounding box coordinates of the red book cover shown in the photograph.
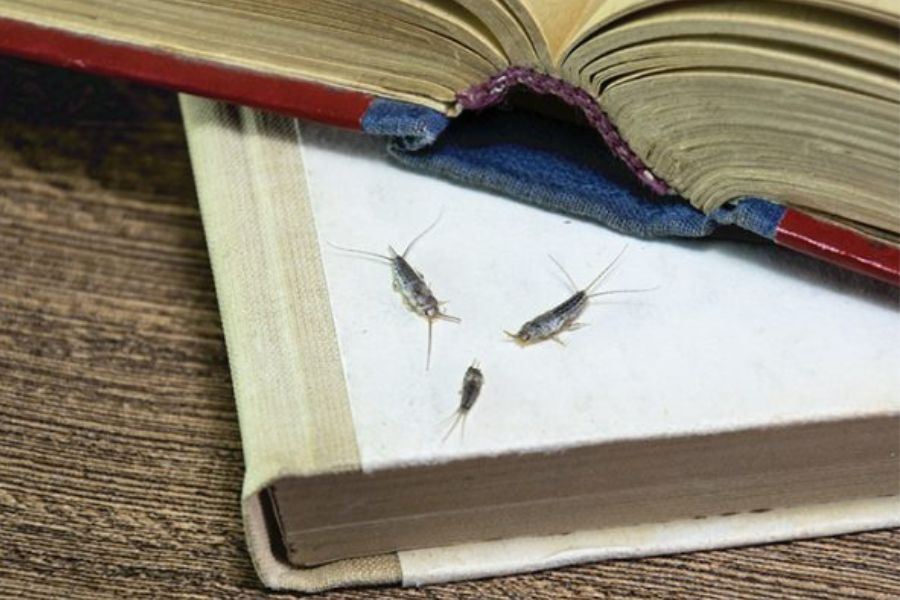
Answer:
[0,17,373,130]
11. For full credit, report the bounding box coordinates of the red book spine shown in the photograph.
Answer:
[775,209,900,285]
[0,17,373,130]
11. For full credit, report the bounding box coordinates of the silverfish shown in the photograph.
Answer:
[329,213,459,369]
[505,246,654,346]
[442,360,484,442]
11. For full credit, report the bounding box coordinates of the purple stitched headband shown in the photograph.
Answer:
[457,67,673,196]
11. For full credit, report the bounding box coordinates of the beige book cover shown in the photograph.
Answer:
[179,95,899,593]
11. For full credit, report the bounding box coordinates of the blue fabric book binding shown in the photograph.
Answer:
[361,98,785,243]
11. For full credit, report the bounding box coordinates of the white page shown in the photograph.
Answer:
[299,122,900,472]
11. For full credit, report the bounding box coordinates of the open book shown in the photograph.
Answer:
[180,95,899,592]
[3,0,898,281]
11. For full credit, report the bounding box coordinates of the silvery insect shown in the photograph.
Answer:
[442,360,484,442]
[505,246,655,346]
[329,213,459,369]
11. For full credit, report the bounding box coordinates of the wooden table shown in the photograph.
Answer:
[0,57,897,599]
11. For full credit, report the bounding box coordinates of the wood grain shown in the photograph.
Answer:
[0,57,897,599]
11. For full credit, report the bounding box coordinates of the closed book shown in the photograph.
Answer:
[180,95,900,593]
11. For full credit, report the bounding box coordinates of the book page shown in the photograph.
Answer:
[300,122,899,472]
[565,0,900,59]
[559,0,899,241]
[503,0,600,62]
[1,0,507,110]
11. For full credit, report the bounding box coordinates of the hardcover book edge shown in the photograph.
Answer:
[181,96,899,592]
[179,95,402,591]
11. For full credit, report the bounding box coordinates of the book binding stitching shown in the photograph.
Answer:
[456,67,673,196]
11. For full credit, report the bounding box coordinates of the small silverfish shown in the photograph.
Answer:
[329,213,459,370]
[505,246,655,346]
[442,360,484,442]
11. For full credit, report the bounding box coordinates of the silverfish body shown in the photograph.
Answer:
[443,361,484,442]
[506,246,653,346]
[329,213,458,369]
